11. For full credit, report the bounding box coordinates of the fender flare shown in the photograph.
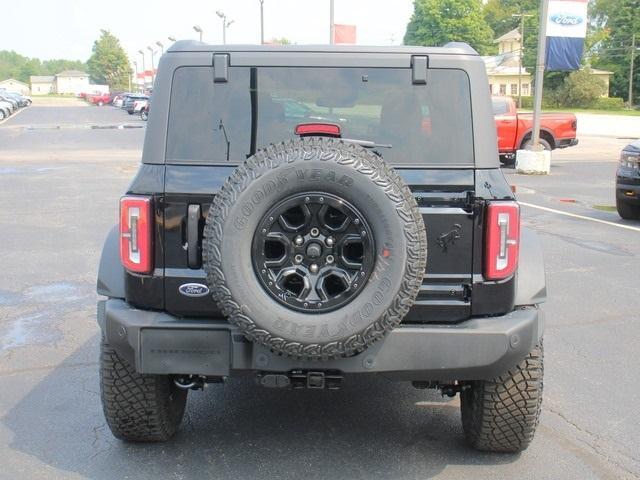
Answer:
[518,128,556,149]
[515,227,547,306]
[96,225,125,299]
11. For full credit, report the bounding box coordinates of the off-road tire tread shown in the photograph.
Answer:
[616,197,640,220]
[461,341,544,452]
[99,341,187,442]
[203,137,427,360]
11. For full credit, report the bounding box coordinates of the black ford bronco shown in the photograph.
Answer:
[97,42,546,452]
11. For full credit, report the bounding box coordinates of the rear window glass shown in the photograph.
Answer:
[491,97,509,115]
[167,66,474,166]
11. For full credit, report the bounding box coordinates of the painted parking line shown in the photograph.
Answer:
[0,106,28,126]
[520,201,640,232]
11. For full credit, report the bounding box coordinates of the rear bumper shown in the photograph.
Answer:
[98,299,544,381]
[557,138,578,149]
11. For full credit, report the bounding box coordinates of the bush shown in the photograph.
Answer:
[559,68,607,108]
[591,97,625,110]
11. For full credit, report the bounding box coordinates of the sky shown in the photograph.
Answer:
[0,0,415,65]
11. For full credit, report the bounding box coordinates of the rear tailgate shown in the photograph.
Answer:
[162,166,474,324]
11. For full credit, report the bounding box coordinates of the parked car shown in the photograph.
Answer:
[97,42,546,452]
[140,101,150,121]
[0,94,18,111]
[132,98,148,113]
[88,93,111,106]
[0,100,12,120]
[492,95,578,163]
[111,94,128,108]
[122,94,148,114]
[616,139,640,220]
[0,89,31,106]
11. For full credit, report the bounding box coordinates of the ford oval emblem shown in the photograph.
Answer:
[550,13,583,26]
[178,283,210,297]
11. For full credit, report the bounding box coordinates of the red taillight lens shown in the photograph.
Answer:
[120,196,153,274]
[484,201,520,280]
[295,123,341,137]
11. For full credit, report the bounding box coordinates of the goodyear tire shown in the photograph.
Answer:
[203,138,427,359]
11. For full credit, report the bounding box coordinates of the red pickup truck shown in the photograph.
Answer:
[492,96,578,160]
[87,93,111,106]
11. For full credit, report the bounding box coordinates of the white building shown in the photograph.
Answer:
[54,70,90,95]
[30,75,55,95]
[0,78,31,95]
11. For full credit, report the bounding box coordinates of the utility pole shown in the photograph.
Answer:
[512,12,533,109]
[329,0,335,44]
[531,0,550,150]
[259,0,265,44]
[629,33,636,108]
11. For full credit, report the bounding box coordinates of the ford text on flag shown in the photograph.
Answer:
[545,0,588,71]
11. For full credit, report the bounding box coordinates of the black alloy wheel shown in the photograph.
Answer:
[252,192,375,313]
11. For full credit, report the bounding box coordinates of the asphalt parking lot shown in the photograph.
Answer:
[1,104,639,479]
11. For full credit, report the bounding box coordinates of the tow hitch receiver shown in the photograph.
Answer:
[257,370,343,389]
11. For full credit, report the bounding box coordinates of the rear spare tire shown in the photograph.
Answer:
[203,138,427,359]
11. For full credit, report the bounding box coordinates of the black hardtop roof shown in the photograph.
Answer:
[166,40,478,56]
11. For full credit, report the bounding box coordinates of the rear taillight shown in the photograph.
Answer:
[120,196,153,274]
[484,201,520,280]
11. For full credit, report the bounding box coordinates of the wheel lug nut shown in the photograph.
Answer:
[310,263,319,274]
[310,227,319,237]
[326,237,334,247]
[294,235,304,246]
[326,254,334,264]
[294,254,303,264]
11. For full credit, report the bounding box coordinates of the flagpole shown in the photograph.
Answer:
[531,0,550,150]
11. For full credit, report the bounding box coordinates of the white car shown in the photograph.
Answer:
[133,99,148,113]
[0,100,13,119]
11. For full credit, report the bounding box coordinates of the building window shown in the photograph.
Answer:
[489,84,493,94]
[522,83,530,96]
[511,84,518,95]
[499,84,506,95]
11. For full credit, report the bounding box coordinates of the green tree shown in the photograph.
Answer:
[590,0,639,105]
[403,0,494,55]
[87,30,132,91]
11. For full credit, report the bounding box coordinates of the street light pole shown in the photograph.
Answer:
[629,33,636,108]
[147,46,155,84]
[133,60,138,92]
[531,0,550,150]
[193,25,203,42]
[138,50,146,88]
[259,0,265,44]
[168,36,176,43]
[216,11,233,44]
[156,41,164,56]
[329,0,335,44]
[512,12,533,109]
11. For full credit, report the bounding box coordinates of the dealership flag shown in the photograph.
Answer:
[545,0,588,70]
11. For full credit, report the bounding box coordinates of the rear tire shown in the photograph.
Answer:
[521,138,552,151]
[100,341,187,442]
[461,341,544,452]
[616,197,640,220]
[141,109,148,121]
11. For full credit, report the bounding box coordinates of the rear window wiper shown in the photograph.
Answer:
[341,138,392,149]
